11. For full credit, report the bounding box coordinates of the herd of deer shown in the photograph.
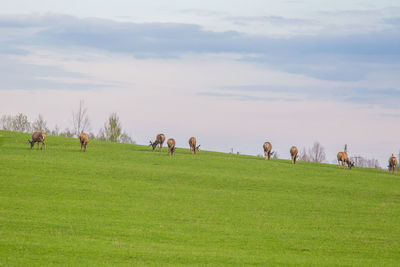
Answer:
[149,134,200,156]
[27,131,398,173]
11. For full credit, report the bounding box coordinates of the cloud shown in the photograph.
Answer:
[226,15,314,26]
[212,85,400,108]
[197,91,288,102]
[383,17,400,26]
[0,54,108,91]
[179,9,228,17]
[1,13,400,82]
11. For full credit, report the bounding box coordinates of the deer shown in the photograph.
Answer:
[188,137,200,154]
[337,151,355,169]
[290,146,298,164]
[388,154,398,173]
[167,138,176,156]
[79,133,89,152]
[263,141,274,160]
[149,133,165,152]
[28,132,46,150]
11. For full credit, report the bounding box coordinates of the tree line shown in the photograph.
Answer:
[0,101,135,144]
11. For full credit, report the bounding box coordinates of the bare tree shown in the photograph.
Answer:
[299,147,310,162]
[59,128,74,137]
[1,115,14,131]
[0,113,31,132]
[12,113,31,132]
[97,113,135,143]
[120,132,135,144]
[398,151,400,171]
[308,142,326,163]
[100,113,122,142]
[32,114,49,133]
[72,100,90,137]
[51,125,60,136]
[350,156,381,169]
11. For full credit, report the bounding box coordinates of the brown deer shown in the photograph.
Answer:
[149,133,165,152]
[290,146,298,164]
[28,132,46,150]
[388,154,398,173]
[263,141,274,160]
[167,138,176,156]
[337,152,355,169]
[188,137,200,154]
[79,133,89,152]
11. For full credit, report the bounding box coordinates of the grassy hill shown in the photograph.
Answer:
[0,130,399,266]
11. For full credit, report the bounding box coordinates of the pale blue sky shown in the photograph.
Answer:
[0,1,399,165]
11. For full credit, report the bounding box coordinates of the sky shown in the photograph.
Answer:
[0,1,399,166]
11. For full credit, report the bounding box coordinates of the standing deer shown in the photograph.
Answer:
[28,132,46,150]
[263,141,274,160]
[337,152,355,169]
[388,154,398,173]
[149,133,165,152]
[79,133,89,152]
[188,137,200,154]
[290,146,298,164]
[167,138,176,156]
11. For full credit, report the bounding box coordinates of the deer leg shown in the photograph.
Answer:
[84,143,87,152]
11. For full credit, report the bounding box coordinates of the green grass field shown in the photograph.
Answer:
[0,130,399,266]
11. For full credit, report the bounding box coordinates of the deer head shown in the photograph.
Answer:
[347,160,355,169]
[149,140,158,150]
[28,139,34,149]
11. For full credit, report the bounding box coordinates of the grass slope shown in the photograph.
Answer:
[0,130,399,266]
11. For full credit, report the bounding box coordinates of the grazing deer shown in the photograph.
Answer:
[388,154,398,173]
[28,132,46,150]
[263,141,274,160]
[167,138,176,156]
[337,151,355,169]
[79,133,89,152]
[290,146,298,164]
[149,133,165,152]
[188,137,200,154]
